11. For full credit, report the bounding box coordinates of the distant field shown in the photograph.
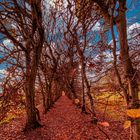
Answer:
[86,92,127,121]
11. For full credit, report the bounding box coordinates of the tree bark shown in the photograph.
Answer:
[82,62,97,123]
[24,55,42,131]
[24,13,44,130]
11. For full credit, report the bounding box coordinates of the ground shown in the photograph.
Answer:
[0,96,129,140]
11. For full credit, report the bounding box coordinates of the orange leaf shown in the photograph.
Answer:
[127,109,140,119]
[98,122,110,127]
[123,121,131,129]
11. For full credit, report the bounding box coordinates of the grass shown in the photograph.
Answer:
[92,92,127,121]
[0,103,25,126]
[0,114,16,125]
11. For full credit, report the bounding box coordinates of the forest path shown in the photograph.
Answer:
[39,95,101,140]
[0,95,128,140]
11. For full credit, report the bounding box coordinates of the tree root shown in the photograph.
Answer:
[22,121,43,132]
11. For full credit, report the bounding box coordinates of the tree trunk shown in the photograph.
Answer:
[116,3,140,139]
[24,68,42,131]
[24,26,44,130]
[81,62,87,113]
[38,73,47,114]
[83,63,97,123]
[47,82,53,108]
[70,79,78,99]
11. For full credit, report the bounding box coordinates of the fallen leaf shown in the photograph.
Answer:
[127,109,140,119]
[123,121,131,129]
[98,122,110,127]
[74,99,80,104]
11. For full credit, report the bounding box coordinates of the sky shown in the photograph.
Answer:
[0,0,140,75]
[126,0,140,24]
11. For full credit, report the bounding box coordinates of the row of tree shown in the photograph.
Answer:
[0,0,139,139]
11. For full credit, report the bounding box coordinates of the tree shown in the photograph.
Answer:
[88,0,140,139]
[0,0,44,130]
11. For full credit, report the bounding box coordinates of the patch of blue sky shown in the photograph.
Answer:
[127,0,140,24]
[0,39,14,70]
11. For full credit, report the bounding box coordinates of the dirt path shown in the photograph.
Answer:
[0,95,128,140]
[41,95,101,140]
